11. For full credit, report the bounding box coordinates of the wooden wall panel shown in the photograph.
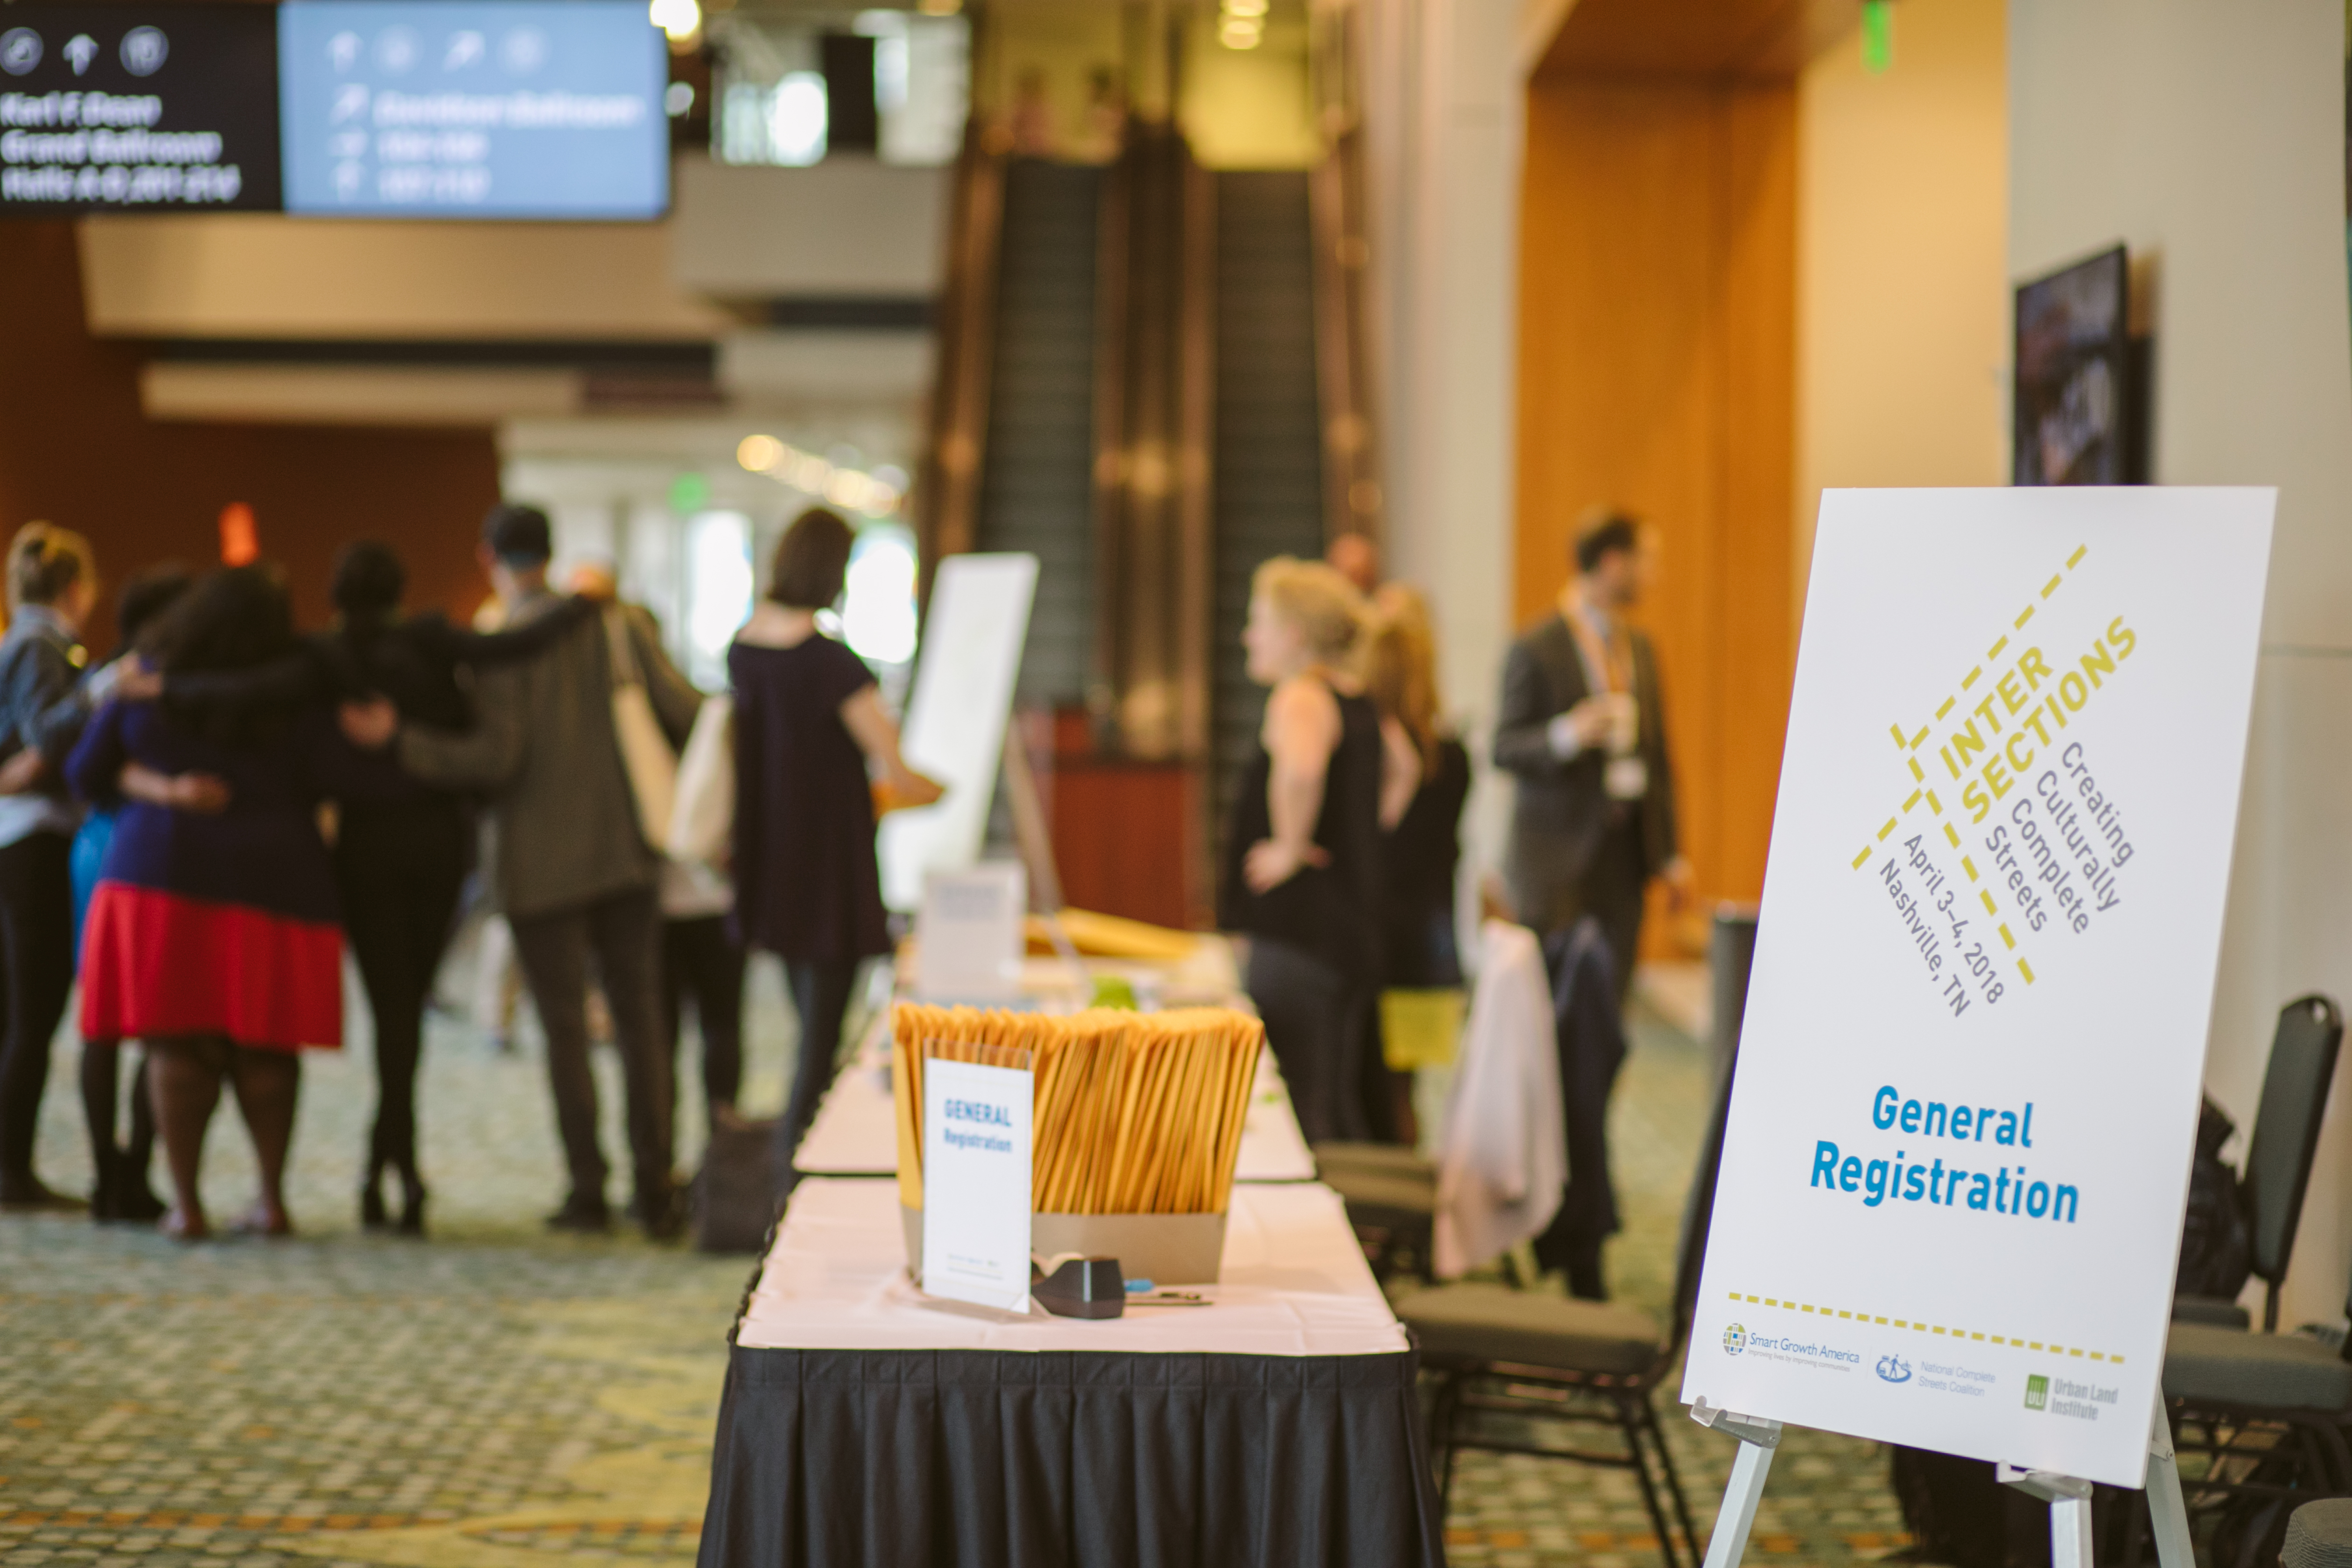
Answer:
[1514,74,1795,940]
[0,223,500,653]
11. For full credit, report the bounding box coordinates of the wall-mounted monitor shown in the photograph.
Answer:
[2013,245,2132,486]
[0,5,282,213]
[278,0,667,219]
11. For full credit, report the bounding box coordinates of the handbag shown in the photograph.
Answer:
[604,606,679,850]
[665,693,735,863]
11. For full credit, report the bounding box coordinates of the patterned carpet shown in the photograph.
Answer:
[1,949,1906,1568]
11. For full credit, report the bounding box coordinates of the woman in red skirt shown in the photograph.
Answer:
[67,567,349,1240]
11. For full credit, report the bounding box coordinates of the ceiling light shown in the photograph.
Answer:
[1224,0,1268,15]
[648,0,700,44]
[736,434,783,472]
[1219,18,1262,49]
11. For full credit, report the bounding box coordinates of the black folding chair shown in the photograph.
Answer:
[2173,995,2343,1331]
[1391,915,1751,1568]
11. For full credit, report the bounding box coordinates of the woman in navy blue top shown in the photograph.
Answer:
[68,566,358,1241]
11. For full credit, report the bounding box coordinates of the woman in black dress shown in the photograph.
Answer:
[1360,585,1471,1144]
[728,509,938,1201]
[1220,557,1383,1147]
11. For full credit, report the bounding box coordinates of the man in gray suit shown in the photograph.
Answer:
[1493,513,1690,1009]
[343,505,701,1237]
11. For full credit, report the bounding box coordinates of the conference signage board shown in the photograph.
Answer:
[878,553,1040,913]
[1681,487,2274,1488]
[279,1,667,218]
[0,6,282,213]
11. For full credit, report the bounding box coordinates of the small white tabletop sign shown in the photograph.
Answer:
[920,1049,1035,1313]
[916,863,1028,1002]
[1684,488,2275,1488]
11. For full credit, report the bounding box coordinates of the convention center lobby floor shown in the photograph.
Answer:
[3,958,1908,1568]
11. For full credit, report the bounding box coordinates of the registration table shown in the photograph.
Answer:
[697,1179,1446,1567]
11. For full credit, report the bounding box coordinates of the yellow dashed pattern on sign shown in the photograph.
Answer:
[1728,1291,2119,1364]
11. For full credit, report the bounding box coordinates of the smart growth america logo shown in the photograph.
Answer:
[1723,1323,1748,1355]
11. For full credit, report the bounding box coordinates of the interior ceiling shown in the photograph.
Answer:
[1538,0,1861,80]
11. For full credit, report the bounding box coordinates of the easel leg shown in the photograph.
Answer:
[2049,1493,2094,1568]
[1687,1403,1785,1568]
[2000,1405,2190,1568]
[1701,1438,1777,1568]
[1997,1464,2091,1567]
[2145,1402,2194,1568]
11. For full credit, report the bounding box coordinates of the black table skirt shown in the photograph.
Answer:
[697,1344,1447,1568]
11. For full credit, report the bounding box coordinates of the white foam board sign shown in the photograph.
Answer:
[878,552,1038,912]
[1682,487,2274,1488]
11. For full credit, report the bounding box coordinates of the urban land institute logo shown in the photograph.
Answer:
[1722,1323,1748,1356]
[2024,1374,2050,1411]
[1876,1355,1913,1384]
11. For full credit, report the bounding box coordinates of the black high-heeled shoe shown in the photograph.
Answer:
[90,1149,120,1223]
[394,1164,427,1238]
[359,1162,390,1232]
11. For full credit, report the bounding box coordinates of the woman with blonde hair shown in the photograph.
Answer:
[1358,584,1471,1142]
[1220,556,1384,1145]
[0,523,102,1208]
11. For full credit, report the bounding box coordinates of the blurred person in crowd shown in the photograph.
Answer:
[730,508,938,1202]
[1359,585,1470,1145]
[662,847,743,1134]
[157,541,592,1234]
[68,566,192,1222]
[1072,64,1126,162]
[0,523,107,1210]
[1326,532,1381,597]
[68,566,352,1240]
[1221,557,1384,1146]
[1494,512,1688,1009]
[341,505,700,1238]
[1008,66,1057,157]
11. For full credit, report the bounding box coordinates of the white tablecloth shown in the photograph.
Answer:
[793,1037,1318,1183]
[736,1177,1407,1358]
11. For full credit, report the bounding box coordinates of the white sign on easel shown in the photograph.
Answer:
[920,1050,1034,1313]
[878,553,1039,912]
[1681,489,2273,1561]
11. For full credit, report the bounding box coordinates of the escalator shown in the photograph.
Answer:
[1208,169,1326,841]
[917,128,1360,924]
[970,160,1105,712]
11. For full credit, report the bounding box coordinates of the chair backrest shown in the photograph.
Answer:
[2244,994,2342,1314]
[1666,909,1756,1363]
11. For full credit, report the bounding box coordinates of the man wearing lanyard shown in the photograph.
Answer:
[1494,511,1692,1009]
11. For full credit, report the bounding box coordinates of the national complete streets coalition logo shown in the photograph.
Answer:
[1876,1355,1912,1383]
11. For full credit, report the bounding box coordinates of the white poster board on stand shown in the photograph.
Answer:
[1682,488,2273,1491]
[878,553,1039,913]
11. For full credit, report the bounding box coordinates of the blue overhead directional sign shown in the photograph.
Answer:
[278,0,667,219]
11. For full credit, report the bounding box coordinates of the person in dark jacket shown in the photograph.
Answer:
[342,506,703,1238]
[1493,512,1690,1011]
[0,523,102,1209]
[159,541,592,1235]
